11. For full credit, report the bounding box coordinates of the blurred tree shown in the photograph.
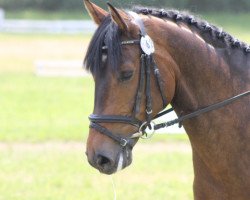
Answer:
[0,0,249,12]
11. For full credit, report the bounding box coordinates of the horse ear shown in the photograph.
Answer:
[107,2,129,32]
[84,0,108,25]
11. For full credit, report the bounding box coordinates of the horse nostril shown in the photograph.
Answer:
[97,155,109,165]
[96,154,113,170]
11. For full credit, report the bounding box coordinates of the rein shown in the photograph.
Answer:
[88,12,250,148]
[153,91,250,130]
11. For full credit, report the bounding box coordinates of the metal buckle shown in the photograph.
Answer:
[146,109,153,114]
[139,121,156,139]
[120,138,128,147]
[130,132,143,139]
[154,68,159,74]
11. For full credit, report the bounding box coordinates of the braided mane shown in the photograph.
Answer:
[133,7,250,53]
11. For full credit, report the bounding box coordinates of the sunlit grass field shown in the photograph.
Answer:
[0,142,193,200]
[0,32,193,200]
[0,13,249,200]
[0,34,92,141]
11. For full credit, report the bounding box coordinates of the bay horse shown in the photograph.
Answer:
[83,1,250,199]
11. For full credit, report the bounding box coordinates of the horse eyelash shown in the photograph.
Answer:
[118,70,134,82]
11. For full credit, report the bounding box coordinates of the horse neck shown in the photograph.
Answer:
[145,17,250,193]
[146,17,240,114]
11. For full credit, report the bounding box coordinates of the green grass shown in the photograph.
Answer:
[0,72,189,142]
[0,33,92,72]
[0,73,94,142]
[0,33,94,141]
[204,13,250,42]
[0,142,193,200]
[0,13,249,199]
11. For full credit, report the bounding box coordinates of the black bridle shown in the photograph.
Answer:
[89,12,250,148]
[89,12,167,147]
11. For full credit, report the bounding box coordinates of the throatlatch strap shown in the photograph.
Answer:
[145,55,153,126]
[152,59,168,108]
[133,54,146,116]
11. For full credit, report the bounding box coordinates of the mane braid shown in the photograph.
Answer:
[84,16,122,76]
[132,7,250,53]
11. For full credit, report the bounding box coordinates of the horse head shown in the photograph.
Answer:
[84,0,176,174]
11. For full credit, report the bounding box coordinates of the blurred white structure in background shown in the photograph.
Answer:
[0,8,4,28]
[1,20,96,34]
[0,8,96,34]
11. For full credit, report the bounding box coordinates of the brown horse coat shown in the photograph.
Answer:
[84,1,250,199]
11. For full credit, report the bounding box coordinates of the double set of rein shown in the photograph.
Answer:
[89,12,250,148]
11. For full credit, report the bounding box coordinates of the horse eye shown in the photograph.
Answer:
[119,70,134,82]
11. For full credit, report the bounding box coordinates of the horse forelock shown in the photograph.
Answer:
[84,16,122,77]
[133,6,250,54]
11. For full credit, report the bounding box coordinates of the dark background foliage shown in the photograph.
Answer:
[0,0,249,12]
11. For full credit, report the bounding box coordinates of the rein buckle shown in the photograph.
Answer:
[139,121,156,139]
[146,109,153,114]
[120,138,128,147]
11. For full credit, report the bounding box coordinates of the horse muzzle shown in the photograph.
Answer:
[86,145,133,175]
